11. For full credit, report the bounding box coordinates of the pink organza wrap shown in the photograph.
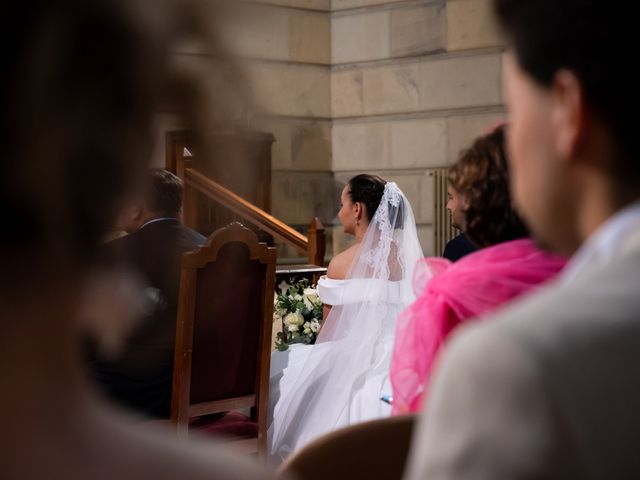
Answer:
[390,238,566,414]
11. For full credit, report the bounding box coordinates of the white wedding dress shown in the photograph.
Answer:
[268,182,423,464]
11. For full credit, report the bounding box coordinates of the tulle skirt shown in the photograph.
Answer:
[267,314,397,464]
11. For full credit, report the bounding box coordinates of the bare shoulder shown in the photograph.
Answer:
[327,244,359,280]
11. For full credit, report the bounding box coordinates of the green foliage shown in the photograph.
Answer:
[274,278,323,351]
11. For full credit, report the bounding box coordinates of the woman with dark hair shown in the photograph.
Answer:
[390,125,567,415]
[269,174,423,463]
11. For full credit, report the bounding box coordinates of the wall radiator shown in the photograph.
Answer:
[431,168,460,256]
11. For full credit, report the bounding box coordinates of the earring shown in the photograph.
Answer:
[356,217,360,226]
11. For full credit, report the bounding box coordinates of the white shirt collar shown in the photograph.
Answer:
[562,201,640,282]
[138,217,178,230]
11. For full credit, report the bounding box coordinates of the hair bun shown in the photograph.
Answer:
[347,174,387,222]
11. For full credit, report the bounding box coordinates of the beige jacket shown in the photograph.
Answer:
[404,226,640,480]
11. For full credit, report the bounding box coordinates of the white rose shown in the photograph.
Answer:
[310,321,320,333]
[303,328,312,335]
[284,312,304,327]
[303,322,311,329]
[283,312,294,325]
[288,324,299,332]
[303,296,314,311]
[303,288,321,306]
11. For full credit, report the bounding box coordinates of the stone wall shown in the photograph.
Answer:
[157,0,506,259]
[330,0,505,255]
[229,2,336,261]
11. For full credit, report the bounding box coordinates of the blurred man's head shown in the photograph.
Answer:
[0,1,169,293]
[0,1,240,296]
[495,0,638,255]
[120,169,183,233]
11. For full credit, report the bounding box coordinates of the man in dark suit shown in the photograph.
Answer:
[89,169,206,418]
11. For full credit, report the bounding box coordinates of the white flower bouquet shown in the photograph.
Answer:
[274,278,323,351]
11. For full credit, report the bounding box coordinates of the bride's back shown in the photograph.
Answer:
[269,180,423,461]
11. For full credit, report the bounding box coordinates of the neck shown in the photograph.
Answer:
[354,222,369,243]
[572,171,635,251]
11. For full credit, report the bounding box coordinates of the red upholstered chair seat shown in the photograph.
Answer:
[143,411,257,440]
[189,411,258,438]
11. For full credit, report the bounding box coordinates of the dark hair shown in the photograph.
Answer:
[0,2,166,288]
[347,174,387,222]
[494,0,638,194]
[448,125,528,247]
[145,169,183,216]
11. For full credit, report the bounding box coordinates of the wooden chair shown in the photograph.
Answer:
[171,222,277,458]
[279,415,417,480]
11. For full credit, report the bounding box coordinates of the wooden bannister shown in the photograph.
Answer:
[186,167,326,265]
[169,130,326,266]
[307,218,325,266]
[185,168,306,254]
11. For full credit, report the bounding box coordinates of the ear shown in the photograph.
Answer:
[459,194,470,211]
[550,69,586,165]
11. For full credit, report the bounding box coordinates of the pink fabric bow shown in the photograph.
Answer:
[390,238,566,414]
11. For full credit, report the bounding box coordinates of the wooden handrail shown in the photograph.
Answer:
[185,167,310,255]
[168,129,326,266]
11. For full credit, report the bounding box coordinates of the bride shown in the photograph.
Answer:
[268,174,423,463]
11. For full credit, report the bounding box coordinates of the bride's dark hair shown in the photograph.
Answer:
[347,174,387,221]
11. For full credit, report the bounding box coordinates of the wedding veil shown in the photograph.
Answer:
[269,182,423,461]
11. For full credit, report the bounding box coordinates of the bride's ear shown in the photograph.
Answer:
[354,202,368,225]
[354,202,364,220]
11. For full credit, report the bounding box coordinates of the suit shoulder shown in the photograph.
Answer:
[404,309,562,480]
[485,248,640,350]
[101,230,139,261]
[412,251,640,480]
[180,226,207,247]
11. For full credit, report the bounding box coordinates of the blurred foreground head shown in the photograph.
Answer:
[496,0,638,254]
[0,4,274,480]
[0,0,241,294]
